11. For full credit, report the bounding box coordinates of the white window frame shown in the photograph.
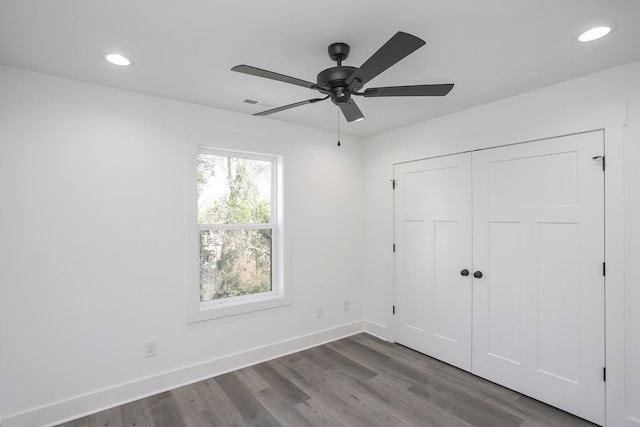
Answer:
[187,143,288,322]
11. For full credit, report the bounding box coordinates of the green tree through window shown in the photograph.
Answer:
[197,153,273,301]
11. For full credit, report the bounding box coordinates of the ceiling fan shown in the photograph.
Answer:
[231,31,454,123]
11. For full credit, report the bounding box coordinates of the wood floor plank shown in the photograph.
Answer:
[254,387,315,427]
[253,361,310,405]
[321,365,423,427]
[181,407,245,427]
[55,333,601,427]
[214,371,281,427]
[146,391,187,427]
[365,370,474,427]
[293,399,350,427]
[269,357,379,427]
[233,366,271,394]
[119,397,154,427]
[291,357,417,427]
[171,383,210,418]
[191,379,247,426]
[297,346,337,370]
[302,344,378,381]
[328,336,391,365]
[95,407,124,427]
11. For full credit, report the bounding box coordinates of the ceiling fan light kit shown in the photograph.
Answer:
[232,31,454,123]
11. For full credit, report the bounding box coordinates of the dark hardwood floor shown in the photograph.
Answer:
[57,333,598,427]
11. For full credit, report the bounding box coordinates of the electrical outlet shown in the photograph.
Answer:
[316,306,324,319]
[145,340,157,358]
[344,299,350,311]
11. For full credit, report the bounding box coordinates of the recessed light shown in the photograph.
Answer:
[578,26,612,42]
[104,53,133,66]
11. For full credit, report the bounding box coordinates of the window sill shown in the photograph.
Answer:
[187,292,291,323]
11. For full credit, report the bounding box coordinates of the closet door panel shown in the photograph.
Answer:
[471,131,605,425]
[394,153,473,371]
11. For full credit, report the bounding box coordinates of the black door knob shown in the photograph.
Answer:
[473,271,483,279]
[460,269,469,277]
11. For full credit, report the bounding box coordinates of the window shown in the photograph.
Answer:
[187,145,286,322]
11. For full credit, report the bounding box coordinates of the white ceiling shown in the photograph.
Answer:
[1,0,639,137]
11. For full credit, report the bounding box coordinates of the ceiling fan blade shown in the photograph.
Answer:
[253,96,329,116]
[364,83,454,97]
[345,32,426,90]
[232,65,319,90]
[338,99,364,122]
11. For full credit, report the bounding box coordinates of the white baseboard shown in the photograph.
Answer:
[2,321,365,427]
[363,319,390,342]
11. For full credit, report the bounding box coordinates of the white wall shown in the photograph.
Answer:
[0,66,365,425]
[362,60,640,426]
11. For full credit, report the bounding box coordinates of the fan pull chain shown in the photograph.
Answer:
[337,108,341,147]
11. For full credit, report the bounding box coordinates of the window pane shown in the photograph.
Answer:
[200,229,272,301]
[197,154,271,225]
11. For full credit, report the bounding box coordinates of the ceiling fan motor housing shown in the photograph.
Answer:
[317,66,357,105]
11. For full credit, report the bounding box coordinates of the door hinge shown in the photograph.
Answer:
[603,367,606,382]
[603,262,606,276]
[593,155,605,171]
[393,305,396,315]
[391,179,397,189]
[393,243,396,253]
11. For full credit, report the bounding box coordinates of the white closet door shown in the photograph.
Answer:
[393,153,473,371]
[471,131,605,425]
